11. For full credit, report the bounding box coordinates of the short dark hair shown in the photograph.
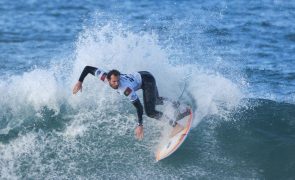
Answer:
[107,69,121,80]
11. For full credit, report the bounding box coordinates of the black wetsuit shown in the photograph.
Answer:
[138,71,163,120]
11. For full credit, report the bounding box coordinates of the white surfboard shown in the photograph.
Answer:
[155,108,193,161]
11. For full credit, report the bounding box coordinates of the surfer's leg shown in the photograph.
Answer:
[139,71,163,120]
[143,80,163,119]
[154,85,164,105]
[139,71,164,105]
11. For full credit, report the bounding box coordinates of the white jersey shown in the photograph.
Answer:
[94,68,142,102]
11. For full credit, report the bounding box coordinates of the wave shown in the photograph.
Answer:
[204,98,295,179]
[0,21,243,138]
[0,22,266,179]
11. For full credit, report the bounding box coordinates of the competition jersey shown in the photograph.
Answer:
[94,68,142,102]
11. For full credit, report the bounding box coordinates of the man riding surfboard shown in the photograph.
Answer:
[73,66,188,140]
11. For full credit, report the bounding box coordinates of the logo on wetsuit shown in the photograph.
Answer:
[124,87,132,96]
[100,73,107,81]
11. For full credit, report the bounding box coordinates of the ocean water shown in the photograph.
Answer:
[1,0,295,179]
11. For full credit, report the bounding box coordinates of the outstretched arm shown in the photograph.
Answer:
[73,66,98,94]
[132,99,143,125]
[78,66,98,82]
[132,99,144,140]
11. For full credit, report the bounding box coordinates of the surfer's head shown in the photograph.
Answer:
[107,69,120,89]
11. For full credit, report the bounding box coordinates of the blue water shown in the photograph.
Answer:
[1,0,295,179]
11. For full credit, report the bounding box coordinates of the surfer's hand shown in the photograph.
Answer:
[135,126,144,140]
[73,81,83,94]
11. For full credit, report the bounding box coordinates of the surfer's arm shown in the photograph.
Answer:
[133,98,144,140]
[73,66,106,94]
[132,99,143,126]
[121,87,143,124]
[78,66,108,83]
[78,66,98,82]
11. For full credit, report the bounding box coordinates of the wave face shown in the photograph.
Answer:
[1,0,295,179]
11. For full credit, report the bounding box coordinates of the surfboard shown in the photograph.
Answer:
[155,108,193,161]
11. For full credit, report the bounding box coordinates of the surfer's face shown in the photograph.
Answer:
[108,75,120,89]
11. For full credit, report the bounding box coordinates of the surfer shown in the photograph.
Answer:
[73,66,188,140]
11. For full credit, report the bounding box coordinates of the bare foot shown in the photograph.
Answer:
[170,123,184,137]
